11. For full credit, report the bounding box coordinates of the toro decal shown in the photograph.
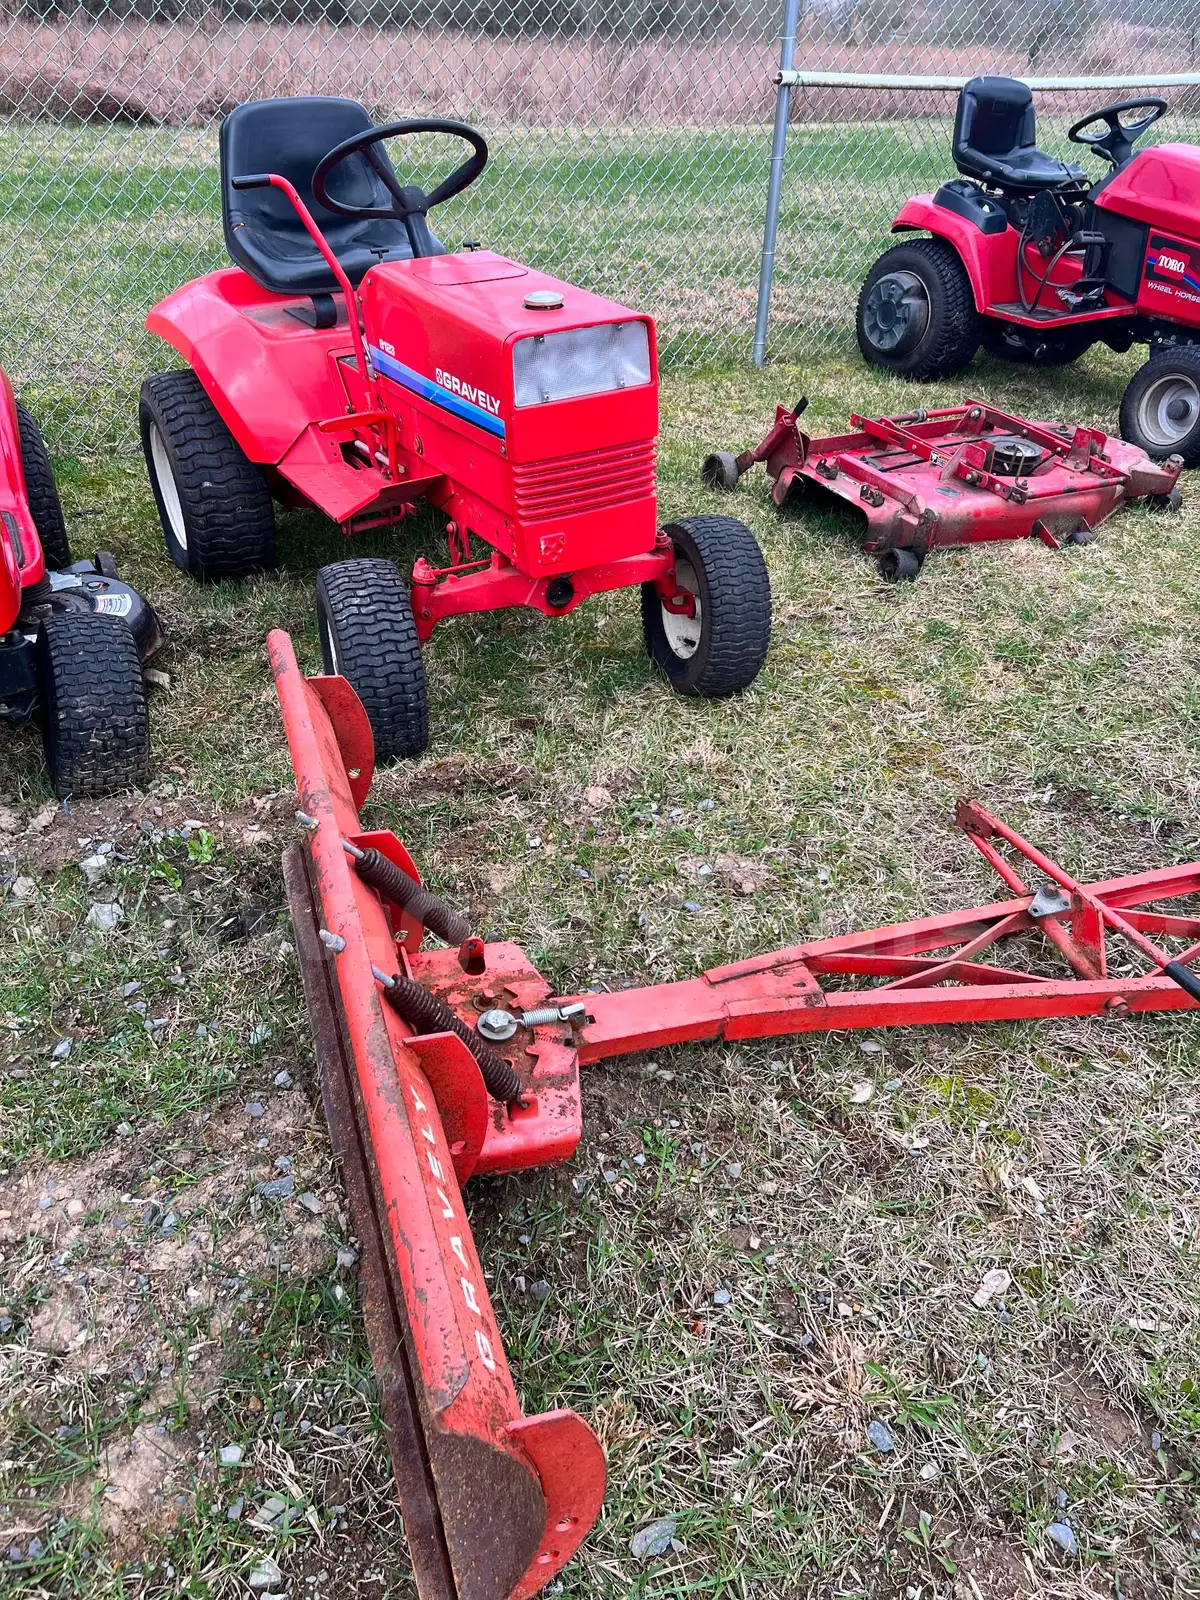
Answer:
[1143,233,1200,306]
[369,343,505,439]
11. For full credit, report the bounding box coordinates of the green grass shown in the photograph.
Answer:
[1,342,1199,1599]
[1,116,1199,1600]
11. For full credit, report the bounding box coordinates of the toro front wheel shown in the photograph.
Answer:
[315,558,429,762]
[37,613,149,798]
[857,239,981,380]
[15,400,71,569]
[1119,349,1200,467]
[139,370,276,581]
[641,515,771,697]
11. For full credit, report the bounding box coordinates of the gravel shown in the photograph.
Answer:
[866,1420,895,1453]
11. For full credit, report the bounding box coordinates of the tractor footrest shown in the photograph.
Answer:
[279,457,408,523]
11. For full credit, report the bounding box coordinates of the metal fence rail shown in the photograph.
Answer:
[0,0,1196,449]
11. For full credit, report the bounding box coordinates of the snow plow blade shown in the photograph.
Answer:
[268,629,604,1600]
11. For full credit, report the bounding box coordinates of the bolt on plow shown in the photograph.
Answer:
[268,628,1200,1600]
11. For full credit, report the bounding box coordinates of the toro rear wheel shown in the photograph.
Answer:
[37,613,149,798]
[139,370,276,581]
[857,239,981,380]
[641,515,771,697]
[15,400,71,569]
[315,558,429,762]
[1119,350,1200,467]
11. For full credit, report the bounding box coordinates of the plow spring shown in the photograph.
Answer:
[268,629,1199,1600]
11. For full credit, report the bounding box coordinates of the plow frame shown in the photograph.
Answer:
[268,627,1199,1600]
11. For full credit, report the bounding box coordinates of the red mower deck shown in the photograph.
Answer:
[269,627,1200,1600]
[707,399,1181,578]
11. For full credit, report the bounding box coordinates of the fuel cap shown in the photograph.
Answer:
[524,289,564,310]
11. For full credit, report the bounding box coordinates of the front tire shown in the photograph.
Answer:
[139,370,276,581]
[1119,350,1200,467]
[37,613,149,798]
[641,515,771,697]
[857,238,981,380]
[315,558,429,762]
[15,400,71,569]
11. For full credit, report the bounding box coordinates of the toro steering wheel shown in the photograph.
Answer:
[1067,96,1167,169]
[312,118,488,259]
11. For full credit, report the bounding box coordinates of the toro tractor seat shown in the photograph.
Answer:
[220,96,443,300]
[953,76,1086,192]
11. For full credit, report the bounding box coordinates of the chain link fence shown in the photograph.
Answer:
[0,0,1197,448]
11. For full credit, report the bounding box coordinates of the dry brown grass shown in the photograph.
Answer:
[0,16,1191,128]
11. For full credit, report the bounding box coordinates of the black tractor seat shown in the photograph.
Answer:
[220,95,443,301]
[953,76,1087,194]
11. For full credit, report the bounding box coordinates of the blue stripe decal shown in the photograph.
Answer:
[369,346,505,438]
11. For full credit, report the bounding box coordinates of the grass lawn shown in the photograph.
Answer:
[6,109,1197,453]
[1,339,1199,1600]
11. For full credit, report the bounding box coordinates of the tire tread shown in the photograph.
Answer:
[38,613,149,797]
[139,370,275,580]
[315,558,429,761]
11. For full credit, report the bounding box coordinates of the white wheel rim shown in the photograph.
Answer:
[149,423,187,552]
[1136,371,1200,449]
[660,556,702,659]
[320,608,341,675]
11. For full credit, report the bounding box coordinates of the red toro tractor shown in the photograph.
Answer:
[269,627,1200,1600]
[140,99,771,760]
[1,371,159,796]
[858,76,1200,466]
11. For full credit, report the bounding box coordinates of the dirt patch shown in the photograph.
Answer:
[955,1534,1034,1599]
[96,1420,193,1553]
[1051,1353,1149,1464]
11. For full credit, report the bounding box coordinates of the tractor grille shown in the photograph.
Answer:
[512,440,656,522]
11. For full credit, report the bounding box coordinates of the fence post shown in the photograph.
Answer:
[752,0,801,367]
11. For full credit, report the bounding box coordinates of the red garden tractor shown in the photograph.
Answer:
[1,370,159,796]
[140,98,771,761]
[858,76,1200,467]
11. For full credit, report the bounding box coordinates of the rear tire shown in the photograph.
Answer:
[15,400,71,569]
[1119,350,1200,467]
[38,613,149,798]
[641,515,771,697]
[139,370,276,581]
[857,239,981,380]
[315,558,429,762]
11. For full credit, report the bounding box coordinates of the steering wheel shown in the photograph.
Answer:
[312,118,488,256]
[1067,97,1167,168]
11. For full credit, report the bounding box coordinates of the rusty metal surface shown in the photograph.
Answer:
[270,632,606,1600]
[283,842,458,1600]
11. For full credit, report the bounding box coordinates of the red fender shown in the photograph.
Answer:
[0,365,46,630]
[891,194,1019,312]
[146,268,350,465]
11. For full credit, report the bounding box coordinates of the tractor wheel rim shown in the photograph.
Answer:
[149,424,187,552]
[1136,371,1200,448]
[863,270,930,355]
[660,556,702,659]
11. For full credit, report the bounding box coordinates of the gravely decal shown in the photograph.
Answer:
[435,368,501,417]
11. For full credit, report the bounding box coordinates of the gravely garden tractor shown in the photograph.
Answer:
[858,76,1200,467]
[140,98,771,759]
[1,369,159,796]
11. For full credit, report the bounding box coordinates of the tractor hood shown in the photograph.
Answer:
[1095,143,1200,242]
[358,251,658,462]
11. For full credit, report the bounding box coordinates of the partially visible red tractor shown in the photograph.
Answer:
[139,98,771,760]
[858,76,1200,467]
[1,371,159,796]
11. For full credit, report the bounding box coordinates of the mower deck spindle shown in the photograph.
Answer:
[343,838,471,947]
[374,967,524,1106]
